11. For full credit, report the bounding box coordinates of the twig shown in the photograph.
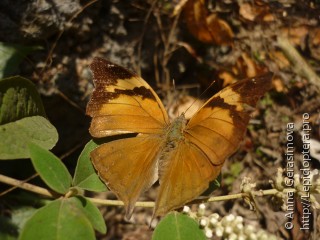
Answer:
[0,174,56,198]
[277,36,320,89]
[0,174,295,208]
[0,173,38,197]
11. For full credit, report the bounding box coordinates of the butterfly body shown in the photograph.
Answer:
[86,57,273,219]
[165,114,187,144]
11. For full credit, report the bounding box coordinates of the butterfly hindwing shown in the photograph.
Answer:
[91,135,163,220]
[155,140,222,216]
[86,57,169,137]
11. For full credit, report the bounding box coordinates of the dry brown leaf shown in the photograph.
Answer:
[218,71,236,87]
[272,77,287,93]
[239,3,256,21]
[183,0,233,45]
[206,14,234,45]
[172,0,189,16]
[239,2,274,22]
[281,26,309,47]
[234,52,263,78]
[241,52,257,77]
[217,53,268,87]
[168,95,204,120]
[270,51,290,69]
[308,28,320,60]
[263,13,275,22]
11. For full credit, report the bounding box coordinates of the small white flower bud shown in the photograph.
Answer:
[205,228,213,238]
[235,216,243,223]
[221,214,234,226]
[215,226,224,237]
[209,216,218,226]
[224,226,233,235]
[182,206,190,214]
[199,218,208,228]
[237,234,246,240]
[197,204,206,216]
[249,233,257,240]
[225,214,235,222]
[227,233,238,240]
[233,223,243,233]
[244,225,255,235]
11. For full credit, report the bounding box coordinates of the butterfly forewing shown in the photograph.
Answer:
[184,73,273,165]
[86,57,169,137]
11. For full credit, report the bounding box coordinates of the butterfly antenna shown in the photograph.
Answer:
[184,80,216,115]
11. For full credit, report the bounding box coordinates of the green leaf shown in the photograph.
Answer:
[0,116,58,160]
[76,196,106,234]
[19,198,95,240]
[73,140,107,192]
[29,143,72,194]
[152,212,206,240]
[0,42,42,78]
[0,76,46,124]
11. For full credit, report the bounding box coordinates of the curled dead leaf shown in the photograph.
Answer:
[281,26,308,48]
[272,77,287,93]
[183,0,234,45]
[308,28,320,60]
[239,2,274,22]
[270,51,290,69]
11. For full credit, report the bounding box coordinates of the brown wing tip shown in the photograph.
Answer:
[124,202,135,221]
[90,57,137,85]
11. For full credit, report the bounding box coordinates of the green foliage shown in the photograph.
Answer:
[29,143,73,194]
[19,198,96,240]
[0,76,58,160]
[0,42,42,78]
[152,212,206,240]
[76,196,107,234]
[73,140,107,192]
[0,76,46,124]
[0,116,58,159]
[0,192,47,239]
[22,144,107,238]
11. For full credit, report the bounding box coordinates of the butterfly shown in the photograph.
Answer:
[86,57,273,220]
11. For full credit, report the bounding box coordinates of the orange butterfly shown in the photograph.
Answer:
[86,57,273,219]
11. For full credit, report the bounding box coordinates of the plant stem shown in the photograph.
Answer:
[277,36,320,89]
[0,174,295,208]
